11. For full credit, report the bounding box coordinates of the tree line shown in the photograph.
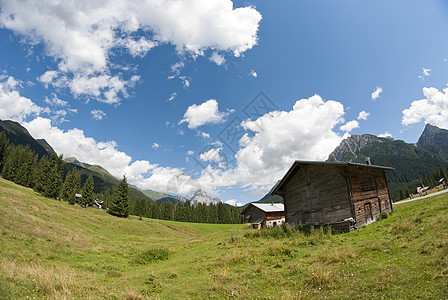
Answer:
[130,198,243,224]
[0,131,242,223]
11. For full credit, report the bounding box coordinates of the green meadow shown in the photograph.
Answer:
[1,178,447,299]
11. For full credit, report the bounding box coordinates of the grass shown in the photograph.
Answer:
[1,178,448,299]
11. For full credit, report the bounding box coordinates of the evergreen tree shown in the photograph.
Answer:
[0,131,9,172]
[62,168,81,204]
[108,175,130,217]
[81,175,95,207]
[43,154,63,199]
[33,156,50,194]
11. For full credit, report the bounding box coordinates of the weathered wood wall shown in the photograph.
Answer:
[281,164,352,225]
[347,166,392,226]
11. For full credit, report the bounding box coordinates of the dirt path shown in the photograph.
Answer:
[393,188,448,205]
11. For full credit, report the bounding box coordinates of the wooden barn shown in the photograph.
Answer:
[242,203,285,229]
[271,160,394,230]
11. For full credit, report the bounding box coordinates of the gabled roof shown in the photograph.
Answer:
[271,160,394,196]
[242,203,284,215]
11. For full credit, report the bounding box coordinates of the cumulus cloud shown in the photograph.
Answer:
[0,0,261,102]
[225,199,242,207]
[209,52,226,66]
[200,148,223,163]
[152,142,161,150]
[371,86,382,101]
[340,120,359,132]
[378,132,392,138]
[91,110,107,120]
[357,111,370,120]
[402,87,448,129]
[0,76,42,122]
[179,99,229,129]
[249,70,258,78]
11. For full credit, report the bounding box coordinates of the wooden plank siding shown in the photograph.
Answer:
[281,164,352,226]
[347,167,392,226]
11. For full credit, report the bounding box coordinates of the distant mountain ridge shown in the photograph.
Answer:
[0,119,55,157]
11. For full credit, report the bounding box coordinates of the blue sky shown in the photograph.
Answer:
[1,0,448,205]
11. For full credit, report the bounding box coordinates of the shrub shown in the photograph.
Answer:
[377,212,389,221]
[131,248,170,265]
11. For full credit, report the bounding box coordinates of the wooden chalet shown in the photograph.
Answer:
[271,160,394,230]
[242,203,285,229]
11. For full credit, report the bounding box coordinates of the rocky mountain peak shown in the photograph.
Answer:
[190,189,221,206]
[327,134,388,162]
[417,123,448,147]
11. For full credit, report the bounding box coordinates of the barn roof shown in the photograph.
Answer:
[242,203,284,215]
[271,160,394,196]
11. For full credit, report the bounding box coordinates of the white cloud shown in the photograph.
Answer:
[209,52,226,66]
[200,148,222,163]
[418,68,432,80]
[371,86,382,101]
[179,76,190,89]
[340,120,359,132]
[378,132,392,138]
[167,92,177,102]
[121,37,158,57]
[225,199,242,207]
[402,87,448,129]
[152,142,161,150]
[198,131,210,139]
[0,76,42,122]
[1,0,261,102]
[44,94,68,107]
[39,71,58,87]
[357,110,370,120]
[187,150,194,155]
[179,99,229,129]
[91,110,107,120]
[249,70,258,78]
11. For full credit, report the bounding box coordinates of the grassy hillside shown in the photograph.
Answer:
[1,178,447,299]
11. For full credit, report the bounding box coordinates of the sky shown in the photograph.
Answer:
[2,0,448,206]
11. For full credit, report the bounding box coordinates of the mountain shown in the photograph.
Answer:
[0,119,55,157]
[416,123,448,159]
[190,189,221,205]
[139,188,188,203]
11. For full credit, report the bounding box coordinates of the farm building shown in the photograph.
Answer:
[242,203,285,229]
[271,160,394,230]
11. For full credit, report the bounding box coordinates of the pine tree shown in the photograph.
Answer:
[81,175,95,207]
[108,175,130,217]
[62,168,81,204]
[43,154,63,199]
[0,131,9,173]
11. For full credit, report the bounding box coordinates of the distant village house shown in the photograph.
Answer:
[242,203,285,229]
[271,160,394,230]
